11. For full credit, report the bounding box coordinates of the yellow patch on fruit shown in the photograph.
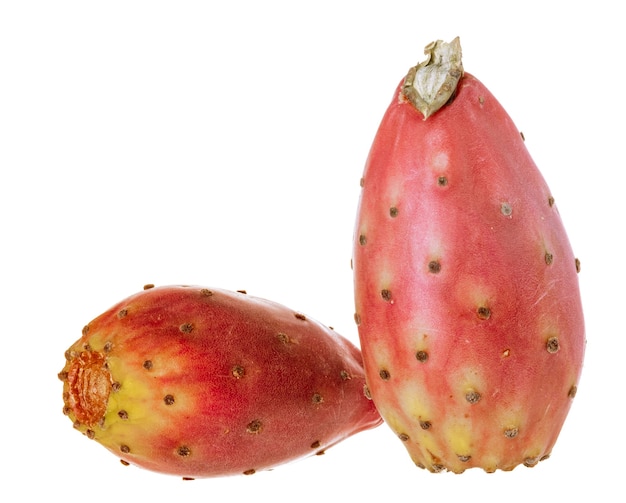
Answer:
[398,383,434,425]
[393,383,440,458]
[441,419,473,458]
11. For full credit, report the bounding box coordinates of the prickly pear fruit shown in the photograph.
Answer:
[59,285,381,478]
[352,38,585,473]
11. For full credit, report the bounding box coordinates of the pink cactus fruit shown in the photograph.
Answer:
[60,285,382,478]
[352,38,585,473]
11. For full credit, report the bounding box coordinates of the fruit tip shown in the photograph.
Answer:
[402,36,464,119]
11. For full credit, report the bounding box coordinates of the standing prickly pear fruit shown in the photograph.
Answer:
[352,37,585,473]
[59,285,381,478]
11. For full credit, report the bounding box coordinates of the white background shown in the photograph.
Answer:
[1,1,621,501]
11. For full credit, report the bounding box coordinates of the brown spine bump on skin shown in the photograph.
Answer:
[504,427,519,438]
[390,206,399,217]
[428,260,441,273]
[363,385,372,399]
[568,385,578,398]
[143,284,155,290]
[103,342,113,353]
[179,323,194,334]
[575,258,581,273]
[416,350,429,362]
[310,440,321,449]
[419,420,432,430]
[312,393,324,405]
[82,326,90,337]
[246,420,263,434]
[340,370,351,381]
[200,288,214,296]
[437,176,448,186]
[523,457,539,467]
[232,365,245,378]
[120,445,130,454]
[111,382,121,392]
[120,460,130,466]
[359,234,367,245]
[465,391,481,404]
[117,309,128,319]
[546,337,560,353]
[379,369,391,380]
[294,312,307,320]
[143,360,153,370]
[164,394,175,405]
[458,455,471,462]
[381,289,392,302]
[545,252,554,265]
[118,410,129,420]
[277,332,291,344]
[548,196,555,207]
[243,469,256,475]
[477,306,491,320]
[177,446,191,457]
[354,313,362,325]
[237,290,247,294]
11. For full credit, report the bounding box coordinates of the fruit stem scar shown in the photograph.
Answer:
[65,350,113,428]
[401,37,464,119]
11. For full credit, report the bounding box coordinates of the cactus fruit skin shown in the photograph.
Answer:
[352,39,585,473]
[59,285,382,478]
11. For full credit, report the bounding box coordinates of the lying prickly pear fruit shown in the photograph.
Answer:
[352,37,585,473]
[59,285,381,478]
